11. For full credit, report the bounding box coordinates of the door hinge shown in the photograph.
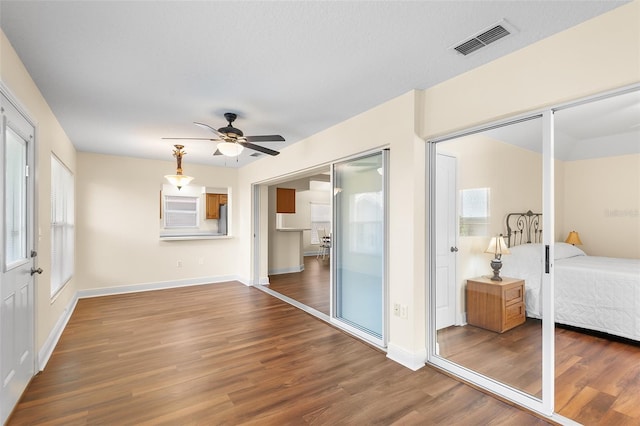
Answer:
[25,165,29,177]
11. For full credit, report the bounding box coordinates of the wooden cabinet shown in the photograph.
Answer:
[276,188,296,213]
[205,193,227,220]
[466,276,525,333]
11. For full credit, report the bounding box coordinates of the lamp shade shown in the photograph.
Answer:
[484,235,511,256]
[565,231,582,245]
[164,174,194,189]
[217,142,244,157]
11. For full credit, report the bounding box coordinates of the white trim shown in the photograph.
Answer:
[541,110,555,415]
[267,264,304,275]
[386,342,426,371]
[77,275,240,299]
[38,292,78,371]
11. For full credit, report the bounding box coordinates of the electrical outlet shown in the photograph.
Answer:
[400,305,408,319]
[393,303,400,316]
[177,260,183,267]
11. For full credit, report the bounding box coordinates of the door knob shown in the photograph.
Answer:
[30,267,43,276]
[450,247,459,252]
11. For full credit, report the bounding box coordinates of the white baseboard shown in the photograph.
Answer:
[386,342,427,371]
[76,275,238,299]
[267,264,304,275]
[38,292,78,371]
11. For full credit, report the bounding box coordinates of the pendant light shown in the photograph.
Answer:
[164,144,194,190]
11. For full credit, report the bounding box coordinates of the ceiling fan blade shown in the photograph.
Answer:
[162,137,220,141]
[239,141,280,156]
[245,134,285,142]
[194,121,224,137]
[213,149,223,156]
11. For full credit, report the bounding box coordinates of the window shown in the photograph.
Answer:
[459,187,490,237]
[310,202,330,244]
[51,155,74,297]
[164,195,199,228]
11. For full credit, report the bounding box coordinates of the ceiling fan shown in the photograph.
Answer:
[164,112,284,157]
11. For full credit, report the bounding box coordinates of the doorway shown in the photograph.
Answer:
[253,149,389,347]
[1,90,37,424]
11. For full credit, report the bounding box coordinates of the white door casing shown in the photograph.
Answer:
[435,153,457,330]
[1,91,36,425]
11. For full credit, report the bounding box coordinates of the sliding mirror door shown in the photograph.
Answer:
[552,88,640,421]
[430,115,554,412]
[333,151,387,345]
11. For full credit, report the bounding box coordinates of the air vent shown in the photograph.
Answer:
[453,21,513,56]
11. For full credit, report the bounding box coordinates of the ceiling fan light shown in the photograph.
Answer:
[164,174,194,190]
[217,142,244,157]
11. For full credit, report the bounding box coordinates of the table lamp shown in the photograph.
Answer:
[485,234,510,281]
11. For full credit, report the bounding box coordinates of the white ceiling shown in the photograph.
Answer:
[0,1,629,168]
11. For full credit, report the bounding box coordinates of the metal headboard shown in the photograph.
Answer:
[505,210,542,247]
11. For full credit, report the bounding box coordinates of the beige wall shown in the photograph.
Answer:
[1,31,78,352]
[562,154,640,258]
[76,153,240,290]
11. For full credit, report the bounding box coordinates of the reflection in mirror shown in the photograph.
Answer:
[159,184,230,239]
[552,89,640,419]
[434,117,543,398]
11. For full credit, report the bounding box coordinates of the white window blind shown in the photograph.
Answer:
[164,195,198,228]
[310,202,330,244]
[51,155,74,297]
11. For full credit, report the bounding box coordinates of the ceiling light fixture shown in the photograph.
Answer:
[164,144,194,190]
[217,141,244,157]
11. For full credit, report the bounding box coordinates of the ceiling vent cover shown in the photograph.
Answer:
[453,21,513,56]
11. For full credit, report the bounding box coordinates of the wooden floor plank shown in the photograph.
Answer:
[8,282,548,425]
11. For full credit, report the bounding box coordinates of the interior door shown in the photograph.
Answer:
[1,92,36,424]
[435,153,457,330]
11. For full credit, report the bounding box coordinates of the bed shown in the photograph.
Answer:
[500,211,640,342]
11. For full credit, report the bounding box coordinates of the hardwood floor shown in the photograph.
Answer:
[268,256,330,315]
[8,282,549,425]
[438,321,640,424]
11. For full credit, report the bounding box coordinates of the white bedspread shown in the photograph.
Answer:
[501,243,640,341]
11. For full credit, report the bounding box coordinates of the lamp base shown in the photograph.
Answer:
[489,258,503,281]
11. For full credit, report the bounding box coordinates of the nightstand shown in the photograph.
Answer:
[466,276,525,333]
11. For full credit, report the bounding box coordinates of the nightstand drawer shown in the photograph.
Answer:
[504,286,523,305]
[505,302,525,327]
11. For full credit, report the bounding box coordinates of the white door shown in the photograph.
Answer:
[1,92,36,424]
[435,153,457,330]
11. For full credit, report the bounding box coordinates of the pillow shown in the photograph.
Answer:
[554,242,586,260]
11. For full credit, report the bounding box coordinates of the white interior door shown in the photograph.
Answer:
[1,92,36,424]
[435,153,457,330]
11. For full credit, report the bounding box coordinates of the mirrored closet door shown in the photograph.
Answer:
[429,114,554,414]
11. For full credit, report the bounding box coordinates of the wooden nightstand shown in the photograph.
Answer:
[466,276,525,333]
